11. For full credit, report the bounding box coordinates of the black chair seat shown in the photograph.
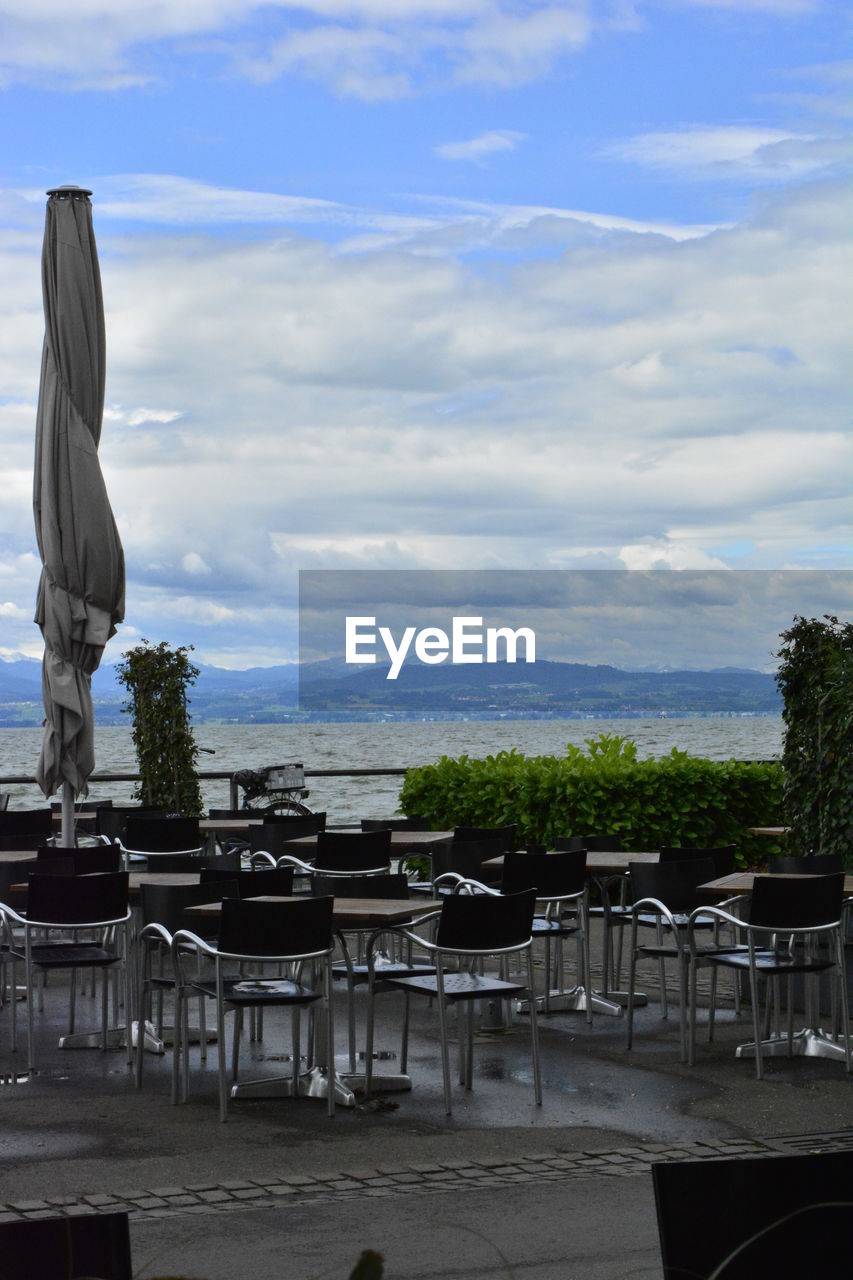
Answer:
[386,971,526,1001]
[707,950,837,975]
[31,944,119,969]
[189,976,323,1006]
[331,958,436,988]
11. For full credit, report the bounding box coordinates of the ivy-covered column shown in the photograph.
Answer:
[776,615,853,862]
[116,640,203,816]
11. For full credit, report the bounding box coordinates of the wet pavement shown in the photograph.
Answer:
[1,942,851,1278]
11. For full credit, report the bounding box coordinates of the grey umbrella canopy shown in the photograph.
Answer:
[34,186,125,828]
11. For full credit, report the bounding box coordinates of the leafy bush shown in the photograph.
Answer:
[777,615,853,863]
[116,639,203,816]
[399,733,784,867]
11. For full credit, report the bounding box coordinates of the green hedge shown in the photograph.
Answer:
[399,734,784,868]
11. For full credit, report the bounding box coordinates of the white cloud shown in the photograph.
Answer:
[435,130,526,163]
[619,541,728,571]
[104,404,183,427]
[0,2,593,96]
[1,172,850,663]
[181,552,212,576]
[608,124,853,182]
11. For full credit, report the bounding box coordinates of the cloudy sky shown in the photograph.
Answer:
[1,0,851,670]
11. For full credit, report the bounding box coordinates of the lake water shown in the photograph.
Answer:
[0,717,783,823]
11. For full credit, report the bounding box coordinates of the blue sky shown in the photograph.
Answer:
[1,1,851,669]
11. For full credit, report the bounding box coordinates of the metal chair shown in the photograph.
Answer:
[277,828,393,881]
[625,858,739,1062]
[135,878,239,1098]
[688,872,851,1078]
[365,888,541,1114]
[171,895,337,1120]
[118,816,203,866]
[0,870,131,1071]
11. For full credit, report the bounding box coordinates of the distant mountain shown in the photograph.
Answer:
[0,655,783,726]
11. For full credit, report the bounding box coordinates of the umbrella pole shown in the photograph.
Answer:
[61,781,75,847]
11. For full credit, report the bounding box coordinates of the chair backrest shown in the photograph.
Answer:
[749,873,844,930]
[37,844,122,874]
[436,888,536,952]
[556,833,624,852]
[0,1210,132,1280]
[660,845,737,877]
[151,850,241,873]
[430,837,505,884]
[200,866,295,897]
[629,859,716,915]
[262,811,326,835]
[140,879,239,933]
[501,848,587,898]
[361,817,433,831]
[218,894,334,957]
[124,816,201,852]
[769,853,844,875]
[0,808,53,836]
[310,872,409,900]
[207,807,245,820]
[653,1150,852,1279]
[0,808,54,850]
[96,807,166,841]
[248,824,302,860]
[26,871,129,925]
[314,829,393,873]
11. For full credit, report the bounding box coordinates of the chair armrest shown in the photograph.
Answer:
[249,851,276,868]
[274,854,315,874]
[631,895,681,933]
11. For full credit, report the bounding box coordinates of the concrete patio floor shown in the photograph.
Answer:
[1,945,851,1278]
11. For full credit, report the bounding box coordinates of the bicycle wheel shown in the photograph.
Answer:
[243,793,312,816]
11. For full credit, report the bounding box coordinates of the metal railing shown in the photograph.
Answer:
[0,766,409,809]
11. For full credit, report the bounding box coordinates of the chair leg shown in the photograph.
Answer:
[625,918,638,1050]
[436,968,453,1116]
[527,950,542,1106]
[217,996,229,1121]
[748,961,764,1080]
[291,1007,301,1093]
[678,956,688,1063]
[325,965,335,1119]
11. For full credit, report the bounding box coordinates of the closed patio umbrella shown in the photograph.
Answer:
[34,186,125,844]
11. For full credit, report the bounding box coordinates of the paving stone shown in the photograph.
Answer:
[230,1188,267,1200]
[218,1180,259,1191]
[10,1201,50,1212]
[197,1190,234,1204]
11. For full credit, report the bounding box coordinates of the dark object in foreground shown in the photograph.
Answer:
[0,1210,132,1279]
[653,1149,853,1278]
[349,1250,384,1280]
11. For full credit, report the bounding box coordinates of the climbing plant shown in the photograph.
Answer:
[776,615,853,862]
[116,639,203,816]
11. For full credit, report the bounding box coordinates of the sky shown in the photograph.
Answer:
[1,1,851,671]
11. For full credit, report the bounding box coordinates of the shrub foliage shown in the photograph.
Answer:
[400,733,783,866]
[116,639,203,816]
[776,615,853,862]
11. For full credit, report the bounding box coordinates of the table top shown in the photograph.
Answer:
[701,871,853,898]
[285,830,452,850]
[483,850,660,876]
[185,895,442,927]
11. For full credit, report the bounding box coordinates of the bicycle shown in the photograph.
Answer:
[232,763,312,816]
